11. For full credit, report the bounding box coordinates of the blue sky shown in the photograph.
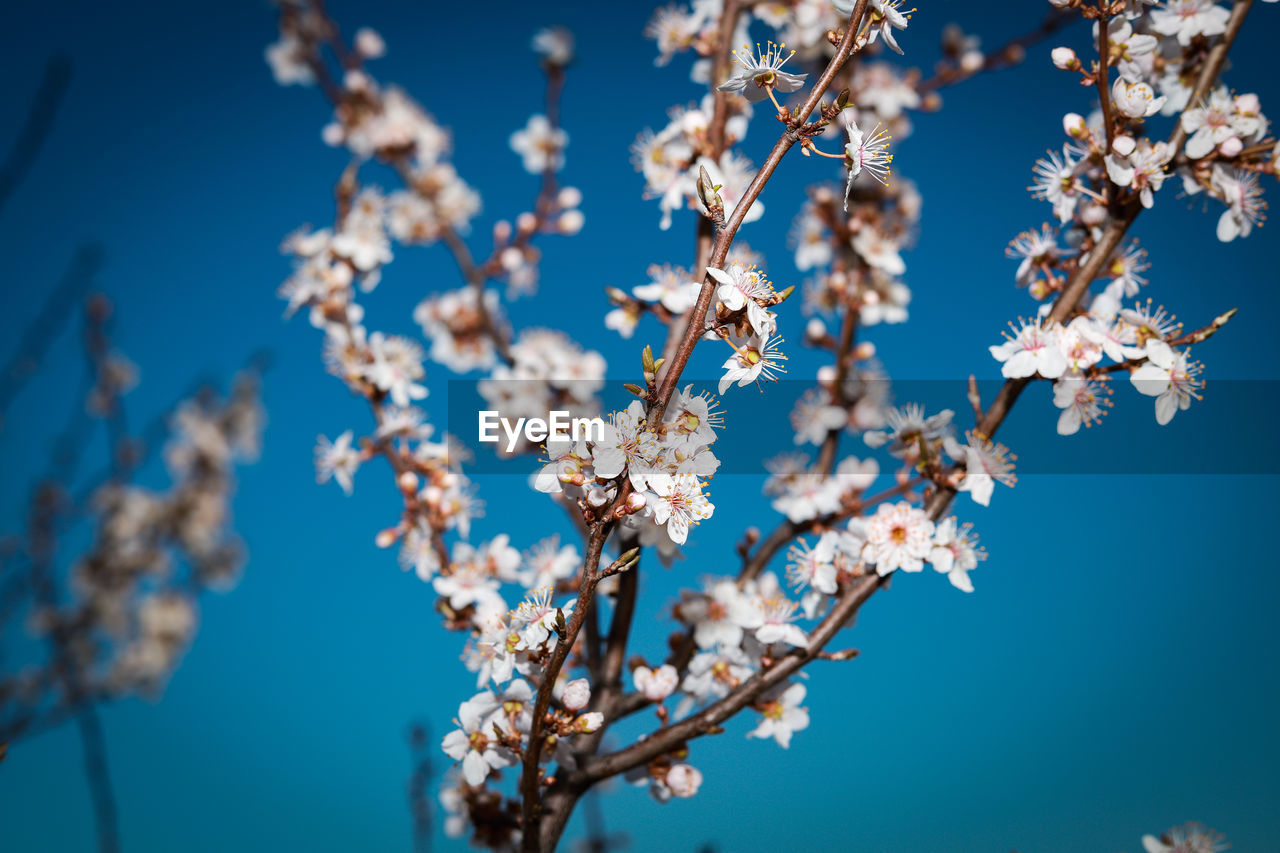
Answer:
[1,1,1278,851]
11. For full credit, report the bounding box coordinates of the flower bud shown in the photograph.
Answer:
[557,186,583,209]
[1080,202,1108,226]
[516,212,538,233]
[493,220,513,243]
[1112,135,1136,157]
[1063,112,1088,139]
[575,712,604,733]
[1051,47,1078,71]
[558,209,585,235]
[854,341,877,360]
[626,492,647,511]
[375,527,399,548]
[805,317,827,341]
[1217,136,1243,158]
[354,27,386,59]
[665,764,702,798]
[586,486,609,508]
[500,246,524,271]
[562,678,591,711]
[397,471,419,493]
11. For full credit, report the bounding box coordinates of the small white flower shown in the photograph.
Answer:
[989,317,1067,379]
[717,41,808,102]
[862,502,934,575]
[843,112,893,207]
[955,433,1016,508]
[634,664,679,701]
[1130,340,1204,425]
[510,114,568,174]
[706,264,777,336]
[748,682,810,748]
[315,430,361,495]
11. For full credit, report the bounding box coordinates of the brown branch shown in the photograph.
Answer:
[646,0,873,427]
[916,9,1074,95]
[571,0,1257,810]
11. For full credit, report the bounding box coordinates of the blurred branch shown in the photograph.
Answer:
[0,244,104,430]
[0,56,71,218]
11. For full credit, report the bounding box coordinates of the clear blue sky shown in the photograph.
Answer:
[1,1,1278,851]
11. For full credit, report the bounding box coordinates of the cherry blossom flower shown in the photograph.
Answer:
[440,681,531,786]
[1180,88,1266,159]
[1150,0,1230,46]
[510,114,568,174]
[1007,224,1072,288]
[863,403,954,458]
[1107,140,1174,208]
[955,432,1017,507]
[862,502,935,575]
[718,41,808,102]
[649,472,714,545]
[1053,376,1113,435]
[399,524,442,581]
[707,263,777,336]
[634,664,679,701]
[663,384,724,449]
[718,334,787,394]
[1141,822,1229,853]
[843,112,893,207]
[315,430,361,495]
[1211,165,1267,242]
[1131,340,1204,425]
[864,0,912,55]
[1112,78,1166,118]
[748,682,810,748]
[989,317,1068,379]
[531,27,574,66]
[1031,145,1082,223]
[593,401,664,490]
[515,587,576,649]
[364,332,428,407]
[929,518,985,593]
[633,263,701,313]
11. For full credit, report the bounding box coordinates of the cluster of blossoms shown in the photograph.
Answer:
[1,297,263,747]
[996,0,1276,436]
[267,0,1270,849]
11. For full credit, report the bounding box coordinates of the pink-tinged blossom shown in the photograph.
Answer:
[955,433,1017,507]
[989,318,1068,379]
[929,518,986,593]
[1130,340,1204,425]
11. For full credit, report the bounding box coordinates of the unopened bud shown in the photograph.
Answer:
[375,527,399,548]
[558,209,585,235]
[562,678,591,711]
[1112,135,1136,157]
[557,186,583,209]
[1217,136,1243,158]
[853,341,876,360]
[574,712,604,733]
[1063,112,1088,139]
[516,212,538,233]
[397,471,419,492]
[1051,46,1079,71]
[805,317,827,341]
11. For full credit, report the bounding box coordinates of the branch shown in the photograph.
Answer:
[646,0,873,427]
